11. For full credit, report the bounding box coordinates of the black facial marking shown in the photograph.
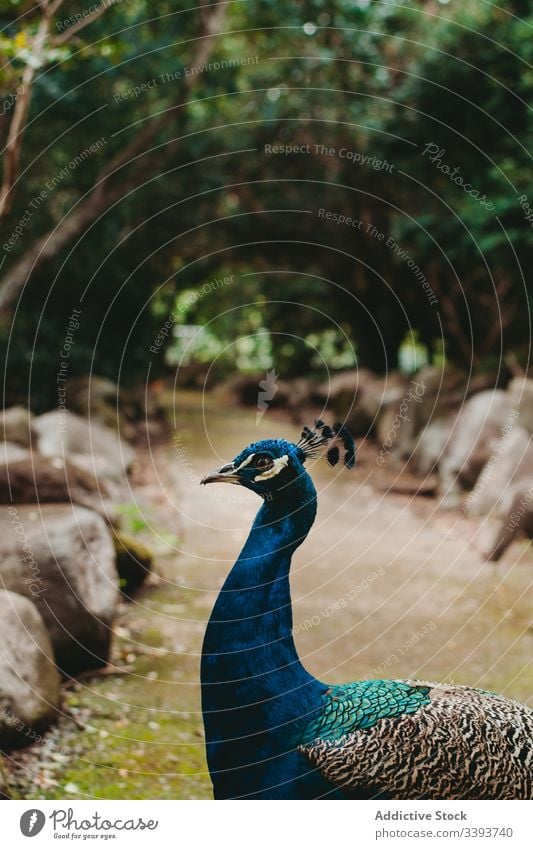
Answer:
[297,419,356,469]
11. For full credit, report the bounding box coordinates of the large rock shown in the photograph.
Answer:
[374,367,503,467]
[315,368,376,433]
[65,375,139,439]
[0,455,111,517]
[405,365,465,436]
[410,415,457,475]
[507,377,533,433]
[373,380,428,460]
[0,505,119,675]
[114,531,153,596]
[485,479,533,560]
[33,410,135,485]
[0,442,30,465]
[466,426,532,517]
[0,590,60,747]
[438,389,511,504]
[66,375,119,419]
[212,372,314,423]
[374,386,412,451]
[314,369,409,436]
[0,406,33,447]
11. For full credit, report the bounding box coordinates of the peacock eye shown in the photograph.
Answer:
[255,456,272,470]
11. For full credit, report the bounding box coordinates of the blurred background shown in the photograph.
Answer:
[0,0,531,800]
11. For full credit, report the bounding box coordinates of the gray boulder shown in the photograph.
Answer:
[314,369,373,433]
[485,479,533,561]
[33,410,134,485]
[0,406,33,447]
[374,381,427,461]
[65,375,139,439]
[410,415,457,475]
[66,375,119,418]
[0,454,112,518]
[376,366,501,468]
[405,364,464,435]
[114,531,153,595]
[375,386,412,438]
[466,426,532,517]
[0,441,30,465]
[507,377,533,433]
[0,505,119,675]
[0,590,60,747]
[213,372,273,407]
[315,369,409,437]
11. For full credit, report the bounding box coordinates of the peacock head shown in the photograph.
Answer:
[200,420,355,500]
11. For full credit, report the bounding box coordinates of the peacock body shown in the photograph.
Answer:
[200,424,533,800]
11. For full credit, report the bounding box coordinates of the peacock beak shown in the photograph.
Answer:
[200,463,240,485]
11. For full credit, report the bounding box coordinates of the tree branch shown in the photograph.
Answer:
[47,0,68,17]
[0,11,51,219]
[52,2,112,47]
[0,0,109,220]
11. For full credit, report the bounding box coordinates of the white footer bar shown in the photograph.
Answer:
[3,799,532,849]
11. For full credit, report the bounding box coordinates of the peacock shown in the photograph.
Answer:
[200,420,533,800]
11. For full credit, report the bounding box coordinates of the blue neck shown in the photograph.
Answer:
[202,473,319,689]
[201,472,326,796]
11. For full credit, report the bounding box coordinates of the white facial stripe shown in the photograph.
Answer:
[234,453,255,473]
[255,454,289,481]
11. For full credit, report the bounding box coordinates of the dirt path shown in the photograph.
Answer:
[7,393,533,799]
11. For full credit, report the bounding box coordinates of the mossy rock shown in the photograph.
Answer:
[0,590,61,747]
[0,755,10,799]
[0,508,118,676]
[114,532,153,596]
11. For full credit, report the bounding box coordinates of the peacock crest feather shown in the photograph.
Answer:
[297,419,356,469]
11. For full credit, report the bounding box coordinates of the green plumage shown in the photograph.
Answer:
[300,682,533,798]
[302,680,431,743]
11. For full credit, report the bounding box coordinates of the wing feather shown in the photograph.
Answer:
[299,681,533,799]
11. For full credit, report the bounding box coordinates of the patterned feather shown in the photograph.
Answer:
[297,419,356,469]
[299,680,533,799]
[332,421,356,469]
